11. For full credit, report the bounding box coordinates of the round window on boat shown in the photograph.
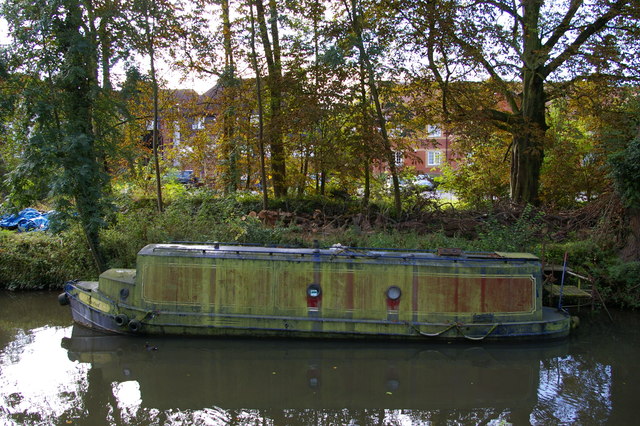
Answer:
[386,286,402,301]
[307,283,321,298]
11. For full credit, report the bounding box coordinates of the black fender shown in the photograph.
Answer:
[128,319,142,333]
[114,314,129,327]
[58,293,69,306]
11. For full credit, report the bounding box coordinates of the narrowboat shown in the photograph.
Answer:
[58,243,571,341]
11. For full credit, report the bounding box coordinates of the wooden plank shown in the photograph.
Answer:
[546,284,592,298]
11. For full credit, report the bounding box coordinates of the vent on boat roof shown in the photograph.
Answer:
[437,248,463,257]
[435,248,505,259]
[466,252,504,259]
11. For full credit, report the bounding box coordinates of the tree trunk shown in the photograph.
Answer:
[244,113,253,191]
[254,0,287,197]
[622,207,640,261]
[359,61,370,208]
[511,72,546,204]
[149,43,164,213]
[99,21,112,91]
[363,158,370,207]
[221,0,239,193]
[249,0,269,210]
[512,0,547,205]
[298,147,309,196]
[63,3,106,273]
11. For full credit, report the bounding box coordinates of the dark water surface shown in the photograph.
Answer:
[1,291,638,425]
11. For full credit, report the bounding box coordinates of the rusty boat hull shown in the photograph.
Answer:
[61,243,571,341]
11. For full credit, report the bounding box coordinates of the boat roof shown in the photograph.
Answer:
[138,243,539,263]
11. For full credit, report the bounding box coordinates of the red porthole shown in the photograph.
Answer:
[386,286,401,310]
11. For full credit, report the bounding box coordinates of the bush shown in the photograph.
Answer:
[603,261,640,308]
[100,192,298,268]
[471,206,543,253]
[267,194,361,217]
[0,228,95,290]
[543,238,617,273]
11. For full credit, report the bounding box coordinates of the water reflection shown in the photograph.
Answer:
[0,326,90,424]
[50,327,564,424]
[0,292,638,425]
[534,356,612,424]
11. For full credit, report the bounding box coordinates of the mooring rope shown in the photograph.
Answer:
[408,321,499,340]
[456,323,499,341]
[406,322,457,337]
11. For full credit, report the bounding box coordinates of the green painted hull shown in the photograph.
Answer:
[63,244,571,341]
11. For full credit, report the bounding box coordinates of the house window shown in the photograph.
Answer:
[394,151,403,166]
[427,125,442,137]
[427,150,442,166]
[173,122,181,146]
[192,117,205,130]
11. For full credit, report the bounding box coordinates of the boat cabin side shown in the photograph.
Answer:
[97,244,545,324]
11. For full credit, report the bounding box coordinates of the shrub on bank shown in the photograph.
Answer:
[0,228,95,290]
[605,261,640,308]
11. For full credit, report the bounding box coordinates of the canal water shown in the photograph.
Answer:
[1,292,638,425]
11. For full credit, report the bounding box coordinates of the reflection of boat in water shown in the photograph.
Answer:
[60,243,570,340]
[62,325,568,411]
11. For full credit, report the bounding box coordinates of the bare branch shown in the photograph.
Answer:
[542,0,631,78]
[542,0,583,53]
[465,0,523,24]
[484,108,516,126]
[450,33,521,114]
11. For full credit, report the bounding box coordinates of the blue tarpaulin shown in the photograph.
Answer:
[0,208,52,232]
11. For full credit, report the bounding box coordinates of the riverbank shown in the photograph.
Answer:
[1,191,638,307]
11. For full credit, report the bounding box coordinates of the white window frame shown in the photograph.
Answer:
[427,124,442,137]
[173,122,181,146]
[192,117,205,130]
[427,150,442,166]
[394,151,404,166]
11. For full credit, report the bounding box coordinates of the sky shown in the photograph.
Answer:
[0,16,214,95]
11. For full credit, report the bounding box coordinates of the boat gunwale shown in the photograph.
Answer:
[143,243,541,264]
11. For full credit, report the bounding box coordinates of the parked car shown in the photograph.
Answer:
[414,174,437,190]
[168,170,199,186]
[181,170,197,185]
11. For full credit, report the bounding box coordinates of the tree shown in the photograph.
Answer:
[182,0,243,193]
[219,0,242,193]
[440,131,512,208]
[0,54,20,197]
[247,1,269,208]
[395,0,640,204]
[126,0,186,212]
[540,92,609,207]
[605,92,640,261]
[340,0,403,215]
[253,0,288,197]
[2,0,111,272]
